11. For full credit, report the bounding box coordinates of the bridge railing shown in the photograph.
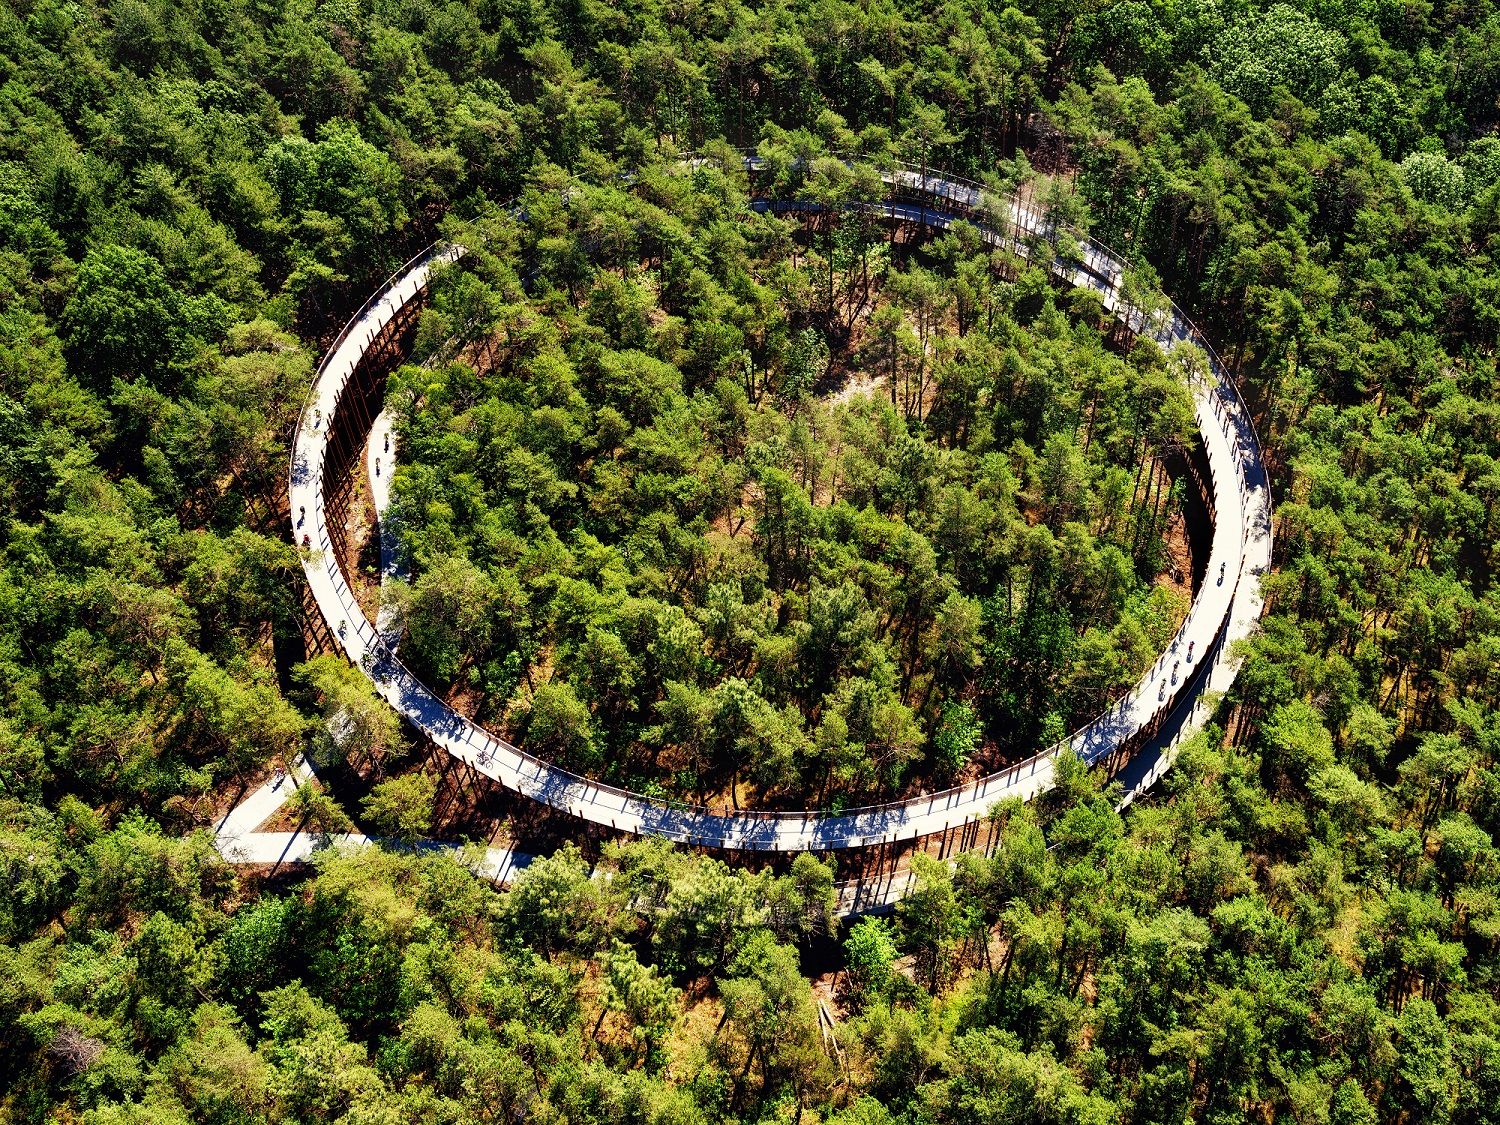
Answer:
[289,157,1266,837]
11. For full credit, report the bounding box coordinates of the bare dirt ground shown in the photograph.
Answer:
[826,365,885,409]
[1160,508,1195,601]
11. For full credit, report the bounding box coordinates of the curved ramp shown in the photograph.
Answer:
[287,165,1272,850]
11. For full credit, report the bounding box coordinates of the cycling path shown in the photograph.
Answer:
[205,757,914,914]
[282,164,1272,855]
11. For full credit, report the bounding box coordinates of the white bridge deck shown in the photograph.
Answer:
[284,162,1273,856]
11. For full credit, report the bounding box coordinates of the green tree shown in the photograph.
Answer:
[844,917,899,1009]
[596,939,681,1066]
[525,681,597,772]
[360,773,437,842]
[63,245,183,386]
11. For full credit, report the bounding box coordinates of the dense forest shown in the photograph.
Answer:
[384,165,1200,805]
[1,0,1500,1119]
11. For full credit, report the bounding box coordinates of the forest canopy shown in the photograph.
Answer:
[1,0,1500,1120]
[381,158,1200,807]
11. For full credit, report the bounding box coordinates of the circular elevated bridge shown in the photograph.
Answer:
[288,159,1273,852]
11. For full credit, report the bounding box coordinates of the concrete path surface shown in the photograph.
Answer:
[212,756,314,849]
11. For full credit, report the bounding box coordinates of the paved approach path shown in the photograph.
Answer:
[205,752,877,912]
[207,760,898,913]
[286,162,1273,854]
[206,756,908,915]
